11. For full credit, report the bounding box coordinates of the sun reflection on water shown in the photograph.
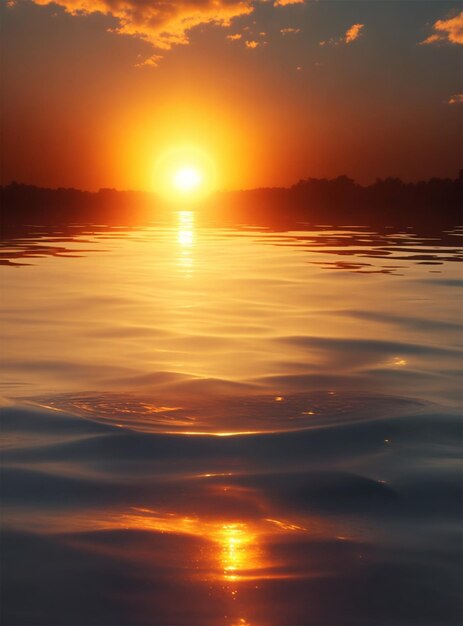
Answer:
[176,210,195,275]
[177,210,195,246]
[105,506,313,588]
[114,509,265,584]
[6,499,342,626]
[217,523,256,581]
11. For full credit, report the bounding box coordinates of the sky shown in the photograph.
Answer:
[1,0,462,191]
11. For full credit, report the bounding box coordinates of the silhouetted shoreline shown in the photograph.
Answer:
[1,173,462,229]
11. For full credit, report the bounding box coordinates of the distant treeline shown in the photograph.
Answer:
[1,173,462,227]
[0,185,156,225]
[213,173,462,226]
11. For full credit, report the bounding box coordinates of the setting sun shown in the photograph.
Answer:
[173,167,202,193]
[153,146,217,202]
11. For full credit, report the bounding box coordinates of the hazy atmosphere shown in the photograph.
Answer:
[1,0,462,190]
[1,2,462,626]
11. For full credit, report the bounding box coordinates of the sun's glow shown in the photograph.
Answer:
[173,167,202,193]
[153,146,217,202]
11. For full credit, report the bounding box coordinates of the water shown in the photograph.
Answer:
[1,210,462,625]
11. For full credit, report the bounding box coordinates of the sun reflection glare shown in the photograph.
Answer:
[177,210,195,246]
[110,510,264,584]
[218,523,256,581]
[176,210,195,274]
[102,507,312,586]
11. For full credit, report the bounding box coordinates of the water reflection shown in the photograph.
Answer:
[1,217,461,274]
[24,391,424,435]
[176,210,195,275]
[1,211,462,626]
[118,511,267,584]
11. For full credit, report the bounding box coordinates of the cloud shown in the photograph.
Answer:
[280,27,301,35]
[421,10,463,44]
[345,23,364,43]
[29,0,254,61]
[227,33,242,40]
[245,40,259,48]
[448,94,463,105]
[136,54,163,68]
[274,0,305,6]
[320,23,364,47]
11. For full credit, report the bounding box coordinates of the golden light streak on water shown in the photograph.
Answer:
[176,210,195,274]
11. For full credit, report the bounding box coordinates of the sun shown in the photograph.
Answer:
[173,167,202,193]
[153,146,217,203]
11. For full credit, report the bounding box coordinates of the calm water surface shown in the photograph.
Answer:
[1,211,462,625]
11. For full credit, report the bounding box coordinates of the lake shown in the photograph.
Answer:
[1,210,462,625]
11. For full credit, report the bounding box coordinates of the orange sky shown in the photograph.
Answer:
[1,1,462,191]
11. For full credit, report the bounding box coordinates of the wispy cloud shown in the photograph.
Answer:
[280,27,301,35]
[245,40,259,48]
[27,0,254,64]
[421,10,463,45]
[320,23,365,47]
[345,23,364,44]
[448,94,463,104]
[227,33,243,41]
[274,0,305,6]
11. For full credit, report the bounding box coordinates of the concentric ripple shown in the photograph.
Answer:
[24,390,424,435]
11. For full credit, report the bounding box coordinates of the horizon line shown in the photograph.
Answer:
[2,171,462,196]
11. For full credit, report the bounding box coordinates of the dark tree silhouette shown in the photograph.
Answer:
[1,173,461,229]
